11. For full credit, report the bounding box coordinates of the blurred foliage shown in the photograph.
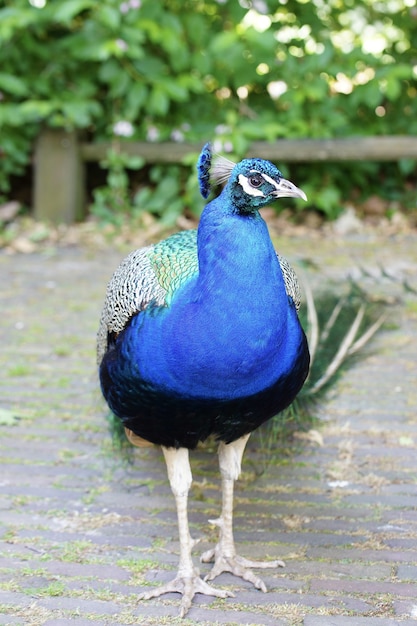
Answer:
[0,0,416,221]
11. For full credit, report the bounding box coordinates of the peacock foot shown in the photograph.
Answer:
[201,548,285,593]
[138,571,234,618]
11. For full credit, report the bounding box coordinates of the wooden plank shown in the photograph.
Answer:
[34,128,85,224]
[81,141,197,163]
[80,136,417,163]
[250,136,417,162]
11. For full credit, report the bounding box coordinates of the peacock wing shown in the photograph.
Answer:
[277,253,301,312]
[97,230,199,364]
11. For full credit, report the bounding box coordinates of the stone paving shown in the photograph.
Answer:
[0,231,417,625]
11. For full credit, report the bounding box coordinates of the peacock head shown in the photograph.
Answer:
[197,142,307,213]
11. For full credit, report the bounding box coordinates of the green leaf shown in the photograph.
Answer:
[134,56,166,79]
[98,59,120,83]
[18,100,57,122]
[0,73,29,97]
[159,78,188,102]
[0,7,37,41]
[125,155,145,170]
[97,5,121,30]
[70,36,113,61]
[105,67,131,98]
[53,0,94,24]
[398,158,415,176]
[124,82,148,119]
[147,87,169,116]
[61,100,102,127]
[384,78,401,101]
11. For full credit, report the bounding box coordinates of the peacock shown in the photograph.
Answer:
[97,143,310,617]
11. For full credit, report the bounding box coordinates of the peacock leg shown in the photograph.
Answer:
[138,446,233,618]
[201,434,285,591]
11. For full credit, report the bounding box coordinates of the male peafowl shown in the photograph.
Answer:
[97,143,310,617]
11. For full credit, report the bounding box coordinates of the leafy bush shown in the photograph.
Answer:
[0,0,416,221]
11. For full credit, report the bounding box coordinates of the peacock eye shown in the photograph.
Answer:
[248,174,263,188]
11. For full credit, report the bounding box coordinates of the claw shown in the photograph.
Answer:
[202,553,285,592]
[138,573,234,618]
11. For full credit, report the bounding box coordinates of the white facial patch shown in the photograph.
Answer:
[258,171,280,190]
[238,174,266,197]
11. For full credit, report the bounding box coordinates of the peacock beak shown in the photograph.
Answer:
[273,177,307,202]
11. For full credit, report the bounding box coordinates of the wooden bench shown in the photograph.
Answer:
[33,128,417,224]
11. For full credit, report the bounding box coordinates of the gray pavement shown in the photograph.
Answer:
[1,231,417,625]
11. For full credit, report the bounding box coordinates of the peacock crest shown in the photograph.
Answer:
[197,142,236,199]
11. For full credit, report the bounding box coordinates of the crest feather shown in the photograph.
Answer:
[211,153,236,187]
[197,142,236,199]
[197,142,212,199]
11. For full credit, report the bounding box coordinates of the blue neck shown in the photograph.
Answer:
[196,196,277,296]
[128,195,303,399]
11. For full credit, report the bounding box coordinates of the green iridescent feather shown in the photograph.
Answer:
[149,230,199,304]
